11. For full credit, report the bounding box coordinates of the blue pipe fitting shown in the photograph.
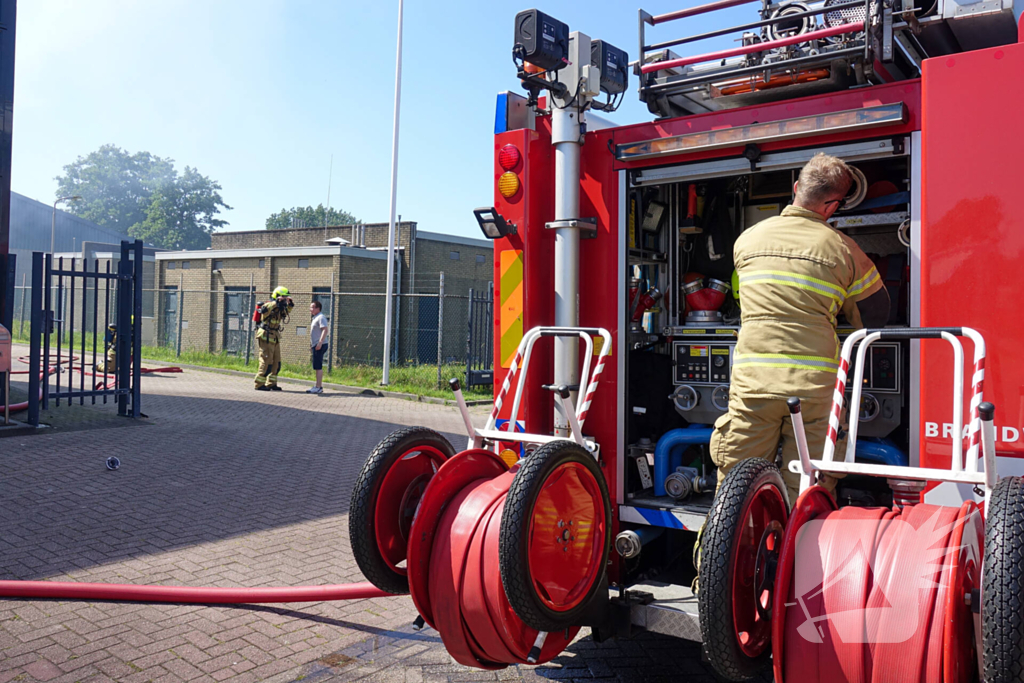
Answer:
[651,429,906,498]
[653,425,714,497]
[633,525,665,546]
[854,438,908,467]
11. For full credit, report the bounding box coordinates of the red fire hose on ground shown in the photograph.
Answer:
[0,356,390,610]
[6,353,183,412]
[0,580,390,604]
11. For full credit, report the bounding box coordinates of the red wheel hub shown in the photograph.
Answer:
[731,479,788,658]
[526,461,608,612]
[374,445,447,575]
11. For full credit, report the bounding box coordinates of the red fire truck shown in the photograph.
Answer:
[351,2,1024,680]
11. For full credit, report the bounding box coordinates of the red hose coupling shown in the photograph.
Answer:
[631,287,663,323]
[684,278,730,312]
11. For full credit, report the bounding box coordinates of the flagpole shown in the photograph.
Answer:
[381,0,404,385]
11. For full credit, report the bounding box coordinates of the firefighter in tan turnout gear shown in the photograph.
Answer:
[253,286,294,391]
[711,153,891,499]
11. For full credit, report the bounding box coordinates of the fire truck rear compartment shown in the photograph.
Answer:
[618,137,914,611]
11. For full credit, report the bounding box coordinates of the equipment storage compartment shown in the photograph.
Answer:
[621,137,915,552]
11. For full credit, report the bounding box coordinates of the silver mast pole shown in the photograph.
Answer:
[381,0,404,385]
[550,32,590,436]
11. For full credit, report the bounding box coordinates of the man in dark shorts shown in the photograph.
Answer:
[307,300,329,394]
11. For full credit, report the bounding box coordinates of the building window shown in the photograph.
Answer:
[476,254,486,264]
[258,259,266,269]
[213,260,224,270]
[450,251,460,261]
[296,326,308,336]
[182,261,191,270]
[167,261,176,270]
[298,259,310,269]
[312,287,332,319]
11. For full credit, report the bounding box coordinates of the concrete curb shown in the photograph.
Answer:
[140,358,493,407]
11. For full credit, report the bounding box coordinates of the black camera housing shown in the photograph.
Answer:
[514,9,569,71]
[591,40,629,95]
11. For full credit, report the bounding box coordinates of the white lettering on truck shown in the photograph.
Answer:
[924,422,1021,443]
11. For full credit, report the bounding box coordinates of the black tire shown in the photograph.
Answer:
[499,440,612,632]
[982,475,1024,683]
[698,458,789,682]
[349,427,455,595]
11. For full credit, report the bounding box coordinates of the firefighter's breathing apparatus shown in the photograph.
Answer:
[253,287,294,329]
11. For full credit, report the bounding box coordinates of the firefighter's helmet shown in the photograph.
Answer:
[272,286,289,298]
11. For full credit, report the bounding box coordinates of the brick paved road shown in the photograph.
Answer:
[0,362,736,683]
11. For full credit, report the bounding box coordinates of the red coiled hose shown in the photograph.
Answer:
[778,501,978,683]
[409,452,577,668]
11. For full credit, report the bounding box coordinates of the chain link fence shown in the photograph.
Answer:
[11,278,494,392]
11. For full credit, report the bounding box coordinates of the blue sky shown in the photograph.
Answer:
[13,0,740,240]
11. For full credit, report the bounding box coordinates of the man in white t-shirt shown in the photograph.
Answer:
[307,301,329,394]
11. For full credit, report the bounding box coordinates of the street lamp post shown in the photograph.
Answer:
[51,195,82,255]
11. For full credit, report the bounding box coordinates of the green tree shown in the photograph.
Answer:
[128,167,231,250]
[55,144,176,234]
[55,145,230,250]
[265,204,359,230]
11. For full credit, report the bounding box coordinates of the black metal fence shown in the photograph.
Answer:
[466,284,494,388]
[26,241,144,424]
[11,271,494,391]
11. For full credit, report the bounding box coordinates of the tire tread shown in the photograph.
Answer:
[349,426,454,595]
[982,475,1024,683]
[697,458,787,682]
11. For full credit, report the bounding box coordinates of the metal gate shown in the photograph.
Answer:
[26,240,144,424]
[465,284,494,388]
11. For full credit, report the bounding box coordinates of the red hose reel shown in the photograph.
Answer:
[350,432,612,668]
[773,488,982,683]
[698,469,1004,683]
[698,328,1024,682]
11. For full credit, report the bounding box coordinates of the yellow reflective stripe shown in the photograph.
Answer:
[848,267,882,297]
[733,362,836,372]
[739,270,846,303]
[740,270,846,296]
[734,353,839,370]
[737,356,839,366]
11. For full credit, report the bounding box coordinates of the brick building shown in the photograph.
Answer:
[154,221,493,367]
[207,221,493,296]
